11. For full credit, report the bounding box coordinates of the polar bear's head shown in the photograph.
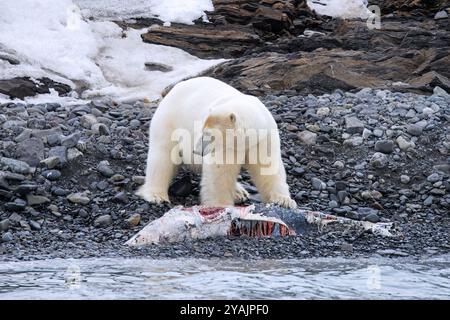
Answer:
[194,104,246,157]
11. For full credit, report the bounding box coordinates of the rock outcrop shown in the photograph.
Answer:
[0,77,71,100]
[137,0,324,59]
[369,0,449,14]
[207,18,450,95]
[135,0,450,96]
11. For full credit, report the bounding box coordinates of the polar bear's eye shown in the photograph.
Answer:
[229,113,236,124]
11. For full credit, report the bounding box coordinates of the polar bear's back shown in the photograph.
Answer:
[152,77,276,132]
[154,77,244,126]
[163,77,244,109]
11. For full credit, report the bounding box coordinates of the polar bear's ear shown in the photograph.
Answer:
[229,113,236,124]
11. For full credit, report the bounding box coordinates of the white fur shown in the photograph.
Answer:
[136,77,296,209]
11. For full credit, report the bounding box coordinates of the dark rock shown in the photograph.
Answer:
[96,180,109,191]
[14,184,38,195]
[0,219,10,231]
[292,167,305,176]
[341,243,353,252]
[142,24,261,59]
[51,187,69,196]
[46,133,62,146]
[434,11,448,19]
[424,195,434,206]
[406,123,424,136]
[0,157,31,174]
[67,192,90,205]
[113,191,128,203]
[311,177,325,190]
[26,194,50,206]
[144,62,173,72]
[1,232,13,242]
[0,77,71,99]
[169,176,193,197]
[433,164,450,174]
[97,161,114,177]
[40,156,61,169]
[370,152,388,169]
[345,117,365,134]
[94,215,112,228]
[125,214,141,228]
[61,133,81,148]
[29,220,41,230]
[15,138,45,167]
[363,212,380,223]
[427,173,441,183]
[92,123,110,136]
[48,146,67,165]
[374,140,394,154]
[297,130,317,145]
[41,170,61,181]
[328,200,339,208]
[335,181,348,191]
[78,209,89,218]
[4,199,26,212]
[337,190,348,203]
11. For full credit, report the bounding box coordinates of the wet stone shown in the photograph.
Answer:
[41,170,61,181]
[29,220,41,230]
[0,219,10,231]
[0,157,31,174]
[67,193,90,205]
[94,215,112,228]
[26,195,50,206]
[374,140,394,154]
[1,232,13,242]
[97,161,114,178]
[125,214,141,228]
[345,116,364,134]
[15,137,45,167]
[61,133,80,148]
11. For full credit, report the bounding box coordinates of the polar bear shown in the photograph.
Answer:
[136,77,296,209]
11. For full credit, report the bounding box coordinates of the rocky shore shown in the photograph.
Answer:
[0,0,449,261]
[1,87,449,261]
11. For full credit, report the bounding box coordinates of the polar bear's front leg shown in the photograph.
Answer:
[136,142,176,204]
[246,160,297,209]
[201,163,241,207]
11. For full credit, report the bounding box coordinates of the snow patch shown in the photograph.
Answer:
[307,0,370,19]
[74,0,213,24]
[0,0,222,104]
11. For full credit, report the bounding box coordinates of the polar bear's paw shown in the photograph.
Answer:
[234,183,250,203]
[136,185,170,204]
[268,193,297,209]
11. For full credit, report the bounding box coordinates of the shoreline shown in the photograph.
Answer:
[1,88,449,262]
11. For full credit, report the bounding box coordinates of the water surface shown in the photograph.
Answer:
[1,256,449,299]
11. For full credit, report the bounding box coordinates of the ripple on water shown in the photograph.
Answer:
[0,256,449,299]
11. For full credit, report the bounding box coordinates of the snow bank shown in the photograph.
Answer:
[0,0,101,87]
[307,0,370,19]
[75,0,213,24]
[0,0,222,103]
